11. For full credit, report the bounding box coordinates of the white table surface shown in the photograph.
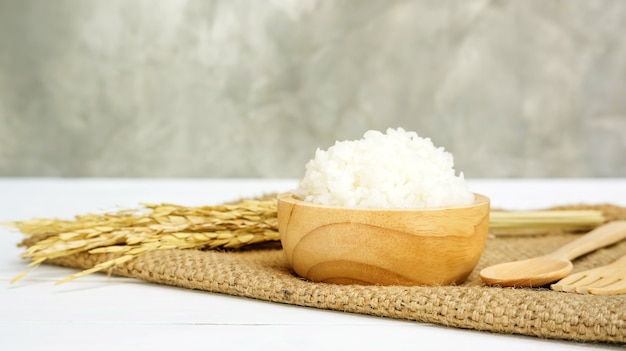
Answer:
[1,178,625,351]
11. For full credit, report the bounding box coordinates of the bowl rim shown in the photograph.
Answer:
[277,192,489,212]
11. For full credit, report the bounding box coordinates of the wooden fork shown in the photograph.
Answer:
[551,255,626,295]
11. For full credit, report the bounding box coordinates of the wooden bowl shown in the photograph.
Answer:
[277,192,490,286]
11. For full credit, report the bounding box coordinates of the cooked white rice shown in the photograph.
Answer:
[295,128,474,209]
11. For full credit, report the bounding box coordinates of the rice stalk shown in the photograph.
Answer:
[489,210,605,235]
[4,196,606,283]
[8,199,279,284]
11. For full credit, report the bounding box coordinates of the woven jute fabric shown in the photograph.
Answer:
[39,204,626,344]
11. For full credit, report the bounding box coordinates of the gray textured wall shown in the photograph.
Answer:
[1,0,625,178]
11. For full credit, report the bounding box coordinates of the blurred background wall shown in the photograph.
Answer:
[0,0,624,178]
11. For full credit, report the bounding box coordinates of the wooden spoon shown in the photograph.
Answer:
[480,220,626,287]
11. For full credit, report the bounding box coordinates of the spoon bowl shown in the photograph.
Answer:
[480,221,626,287]
[480,257,573,287]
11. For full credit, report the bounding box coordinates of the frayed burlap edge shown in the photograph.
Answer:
[31,204,626,344]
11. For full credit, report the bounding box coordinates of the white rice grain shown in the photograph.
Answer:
[295,128,474,209]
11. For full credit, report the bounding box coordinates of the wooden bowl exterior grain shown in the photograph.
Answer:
[277,193,490,286]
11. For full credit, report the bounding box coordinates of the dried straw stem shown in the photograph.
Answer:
[5,197,607,284]
[489,210,605,235]
[9,200,278,284]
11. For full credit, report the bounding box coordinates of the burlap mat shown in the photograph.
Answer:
[37,204,626,345]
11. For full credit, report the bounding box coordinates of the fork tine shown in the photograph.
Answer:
[550,283,575,292]
[551,273,585,292]
[572,277,615,294]
[568,273,603,286]
[551,255,626,295]
[551,272,592,292]
[585,279,626,295]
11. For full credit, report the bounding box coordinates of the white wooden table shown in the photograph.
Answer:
[1,178,625,351]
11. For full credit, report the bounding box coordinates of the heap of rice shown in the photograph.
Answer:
[295,128,474,209]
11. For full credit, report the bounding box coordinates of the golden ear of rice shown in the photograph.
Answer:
[7,199,280,284]
[3,196,606,284]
